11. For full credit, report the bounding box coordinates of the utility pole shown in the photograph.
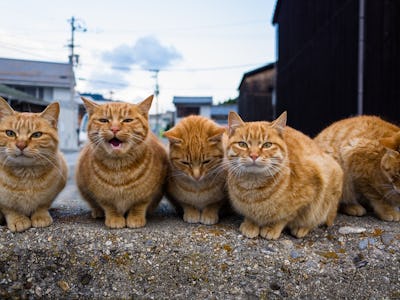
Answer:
[150,69,160,135]
[68,16,87,67]
[67,16,86,149]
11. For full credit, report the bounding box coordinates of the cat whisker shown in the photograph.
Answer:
[34,152,67,181]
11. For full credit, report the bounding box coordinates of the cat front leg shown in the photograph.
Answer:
[200,202,221,225]
[181,203,201,223]
[340,173,366,216]
[126,201,149,228]
[103,205,126,229]
[260,221,286,240]
[239,218,260,238]
[31,206,53,228]
[2,208,31,232]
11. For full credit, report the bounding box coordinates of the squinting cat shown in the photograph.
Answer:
[164,115,227,225]
[0,97,67,232]
[226,111,342,239]
[315,115,400,221]
[76,95,168,229]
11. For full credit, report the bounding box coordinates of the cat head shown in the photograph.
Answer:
[227,111,287,177]
[380,131,400,192]
[164,115,225,182]
[82,95,153,156]
[0,97,60,166]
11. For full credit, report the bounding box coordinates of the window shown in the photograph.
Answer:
[177,106,200,117]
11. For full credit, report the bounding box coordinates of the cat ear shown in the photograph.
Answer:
[163,129,182,145]
[40,102,60,129]
[81,97,99,116]
[228,111,245,136]
[138,95,154,116]
[0,96,15,118]
[380,132,400,152]
[208,127,226,143]
[271,111,287,133]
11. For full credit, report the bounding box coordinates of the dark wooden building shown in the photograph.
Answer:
[273,0,400,137]
[238,63,276,122]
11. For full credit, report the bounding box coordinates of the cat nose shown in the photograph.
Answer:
[193,168,201,180]
[250,153,259,161]
[110,126,120,134]
[16,141,27,151]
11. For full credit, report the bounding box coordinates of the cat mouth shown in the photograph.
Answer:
[108,138,123,149]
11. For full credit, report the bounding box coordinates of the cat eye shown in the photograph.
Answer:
[123,118,134,123]
[5,130,15,137]
[238,141,248,148]
[181,161,190,165]
[99,118,109,123]
[262,142,273,148]
[31,132,43,138]
[202,159,211,164]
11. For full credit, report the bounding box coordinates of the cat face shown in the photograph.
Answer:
[0,97,59,167]
[82,96,153,156]
[227,111,287,176]
[164,116,225,182]
[380,132,400,193]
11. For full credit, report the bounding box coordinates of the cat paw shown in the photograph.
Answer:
[376,210,400,222]
[200,212,219,225]
[105,216,126,229]
[341,204,366,216]
[126,215,146,228]
[183,209,201,224]
[7,215,31,232]
[290,227,311,238]
[240,221,260,238]
[31,212,53,228]
[260,226,282,240]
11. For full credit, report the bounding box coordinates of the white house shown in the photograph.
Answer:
[0,57,78,151]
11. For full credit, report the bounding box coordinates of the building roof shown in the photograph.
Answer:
[238,63,276,90]
[211,104,238,115]
[0,57,74,88]
[173,96,213,105]
[272,0,282,24]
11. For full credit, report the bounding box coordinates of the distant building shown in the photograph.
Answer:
[0,57,78,151]
[273,0,400,136]
[238,63,276,122]
[211,104,238,126]
[173,96,213,124]
[149,111,175,135]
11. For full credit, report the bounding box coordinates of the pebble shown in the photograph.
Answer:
[358,239,369,250]
[381,234,394,246]
[338,226,366,234]
[57,280,70,292]
[290,250,301,259]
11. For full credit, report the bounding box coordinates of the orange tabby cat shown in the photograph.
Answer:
[226,111,342,239]
[0,97,67,232]
[164,115,227,225]
[76,95,168,229]
[315,115,400,221]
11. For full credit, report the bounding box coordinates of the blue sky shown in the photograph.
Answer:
[0,0,276,113]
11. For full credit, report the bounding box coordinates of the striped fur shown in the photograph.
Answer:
[76,96,168,229]
[315,115,400,221]
[0,97,67,232]
[226,111,342,239]
[164,115,227,225]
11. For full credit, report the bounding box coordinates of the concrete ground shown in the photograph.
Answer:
[0,150,399,299]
